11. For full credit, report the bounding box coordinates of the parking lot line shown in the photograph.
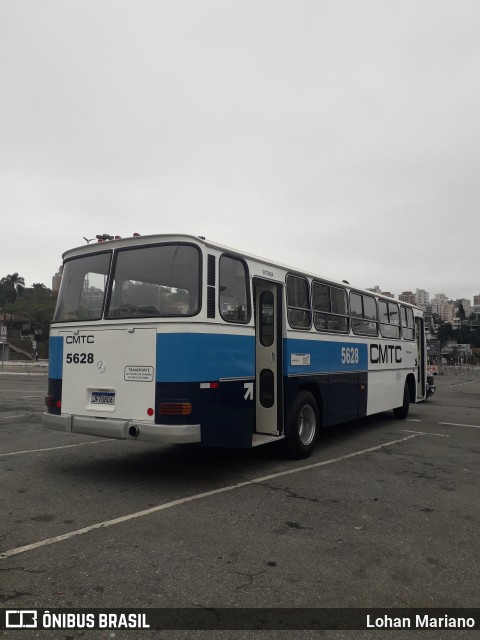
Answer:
[0,433,420,560]
[403,429,449,437]
[438,421,480,429]
[0,440,109,457]
[445,380,477,387]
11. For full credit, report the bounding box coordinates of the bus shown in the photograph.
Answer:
[42,233,427,459]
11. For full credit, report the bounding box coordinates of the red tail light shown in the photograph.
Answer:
[159,402,192,416]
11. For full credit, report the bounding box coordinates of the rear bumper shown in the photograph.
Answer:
[41,412,201,444]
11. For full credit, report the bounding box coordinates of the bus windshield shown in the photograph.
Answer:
[53,252,111,322]
[107,244,200,318]
[53,243,201,322]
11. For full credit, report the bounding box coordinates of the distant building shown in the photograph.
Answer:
[415,289,429,307]
[399,291,415,305]
[456,298,472,315]
[429,293,453,323]
[367,286,382,294]
[52,266,63,293]
[367,286,395,298]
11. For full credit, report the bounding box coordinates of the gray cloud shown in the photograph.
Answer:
[1,0,479,299]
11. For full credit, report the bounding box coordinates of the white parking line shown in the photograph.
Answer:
[0,390,44,395]
[0,440,109,457]
[446,380,477,388]
[438,421,480,430]
[0,414,27,421]
[0,434,420,560]
[403,429,449,438]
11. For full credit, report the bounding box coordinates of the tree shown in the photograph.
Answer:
[458,303,466,322]
[3,285,57,348]
[0,273,25,307]
[437,322,454,345]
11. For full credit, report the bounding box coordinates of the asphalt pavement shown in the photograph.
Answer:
[1,371,479,640]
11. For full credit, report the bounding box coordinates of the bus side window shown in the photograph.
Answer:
[351,293,378,336]
[379,301,401,339]
[219,255,250,323]
[287,274,311,329]
[312,282,349,333]
[401,306,415,340]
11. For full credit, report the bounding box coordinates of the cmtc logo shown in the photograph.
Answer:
[370,344,402,364]
[5,610,38,628]
[66,335,94,344]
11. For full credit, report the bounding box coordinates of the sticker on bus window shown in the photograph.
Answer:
[124,366,154,382]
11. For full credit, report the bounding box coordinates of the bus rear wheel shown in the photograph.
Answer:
[284,391,319,459]
[393,382,410,419]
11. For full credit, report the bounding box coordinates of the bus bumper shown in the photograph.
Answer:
[41,412,201,444]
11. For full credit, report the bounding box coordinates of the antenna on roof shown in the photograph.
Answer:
[96,234,114,243]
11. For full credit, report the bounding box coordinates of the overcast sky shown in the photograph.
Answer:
[1,0,479,301]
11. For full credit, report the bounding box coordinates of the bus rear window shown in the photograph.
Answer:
[53,252,111,322]
[106,244,201,318]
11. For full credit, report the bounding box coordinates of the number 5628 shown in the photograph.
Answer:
[66,353,94,364]
[341,347,359,364]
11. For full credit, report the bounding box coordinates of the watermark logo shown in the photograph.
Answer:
[6,610,38,628]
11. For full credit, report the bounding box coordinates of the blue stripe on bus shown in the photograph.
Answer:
[156,333,255,382]
[48,336,64,379]
[285,338,368,375]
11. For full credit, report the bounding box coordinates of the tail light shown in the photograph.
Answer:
[159,402,192,416]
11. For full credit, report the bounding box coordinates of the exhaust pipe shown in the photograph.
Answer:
[129,425,139,438]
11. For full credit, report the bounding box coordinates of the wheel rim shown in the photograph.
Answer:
[298,404,316,446]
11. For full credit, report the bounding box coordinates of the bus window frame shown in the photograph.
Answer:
[105,241,202,320]
[401,305,415,341]
[53,250,113,323]
[312,280,349,334]
[218,252,251,325]
[286,273,312,330]
[378,300,401,339]
[350,291,379,337]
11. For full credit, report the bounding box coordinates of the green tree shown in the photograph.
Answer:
[455,324,472,346]
[0,273,25,307]
[4,285,57,350]
[437,322,454,345]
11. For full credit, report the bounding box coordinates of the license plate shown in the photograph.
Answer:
[91,391,115,405]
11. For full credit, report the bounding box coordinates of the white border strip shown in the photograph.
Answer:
[0,434,419,560]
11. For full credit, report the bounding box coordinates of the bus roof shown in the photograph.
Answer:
[61,233,421,310]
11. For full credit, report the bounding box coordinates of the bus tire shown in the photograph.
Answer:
[393,382,410,419]
[284,391,319,459]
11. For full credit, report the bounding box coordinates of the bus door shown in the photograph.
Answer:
[254,279,283,436]
[415,317,426,399]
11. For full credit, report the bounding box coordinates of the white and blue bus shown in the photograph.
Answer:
[42,233,427,458]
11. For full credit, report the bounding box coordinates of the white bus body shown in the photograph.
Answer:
[42,234,426,458]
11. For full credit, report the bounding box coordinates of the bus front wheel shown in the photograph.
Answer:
[393,382,410,419]
[284,391,319,459]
